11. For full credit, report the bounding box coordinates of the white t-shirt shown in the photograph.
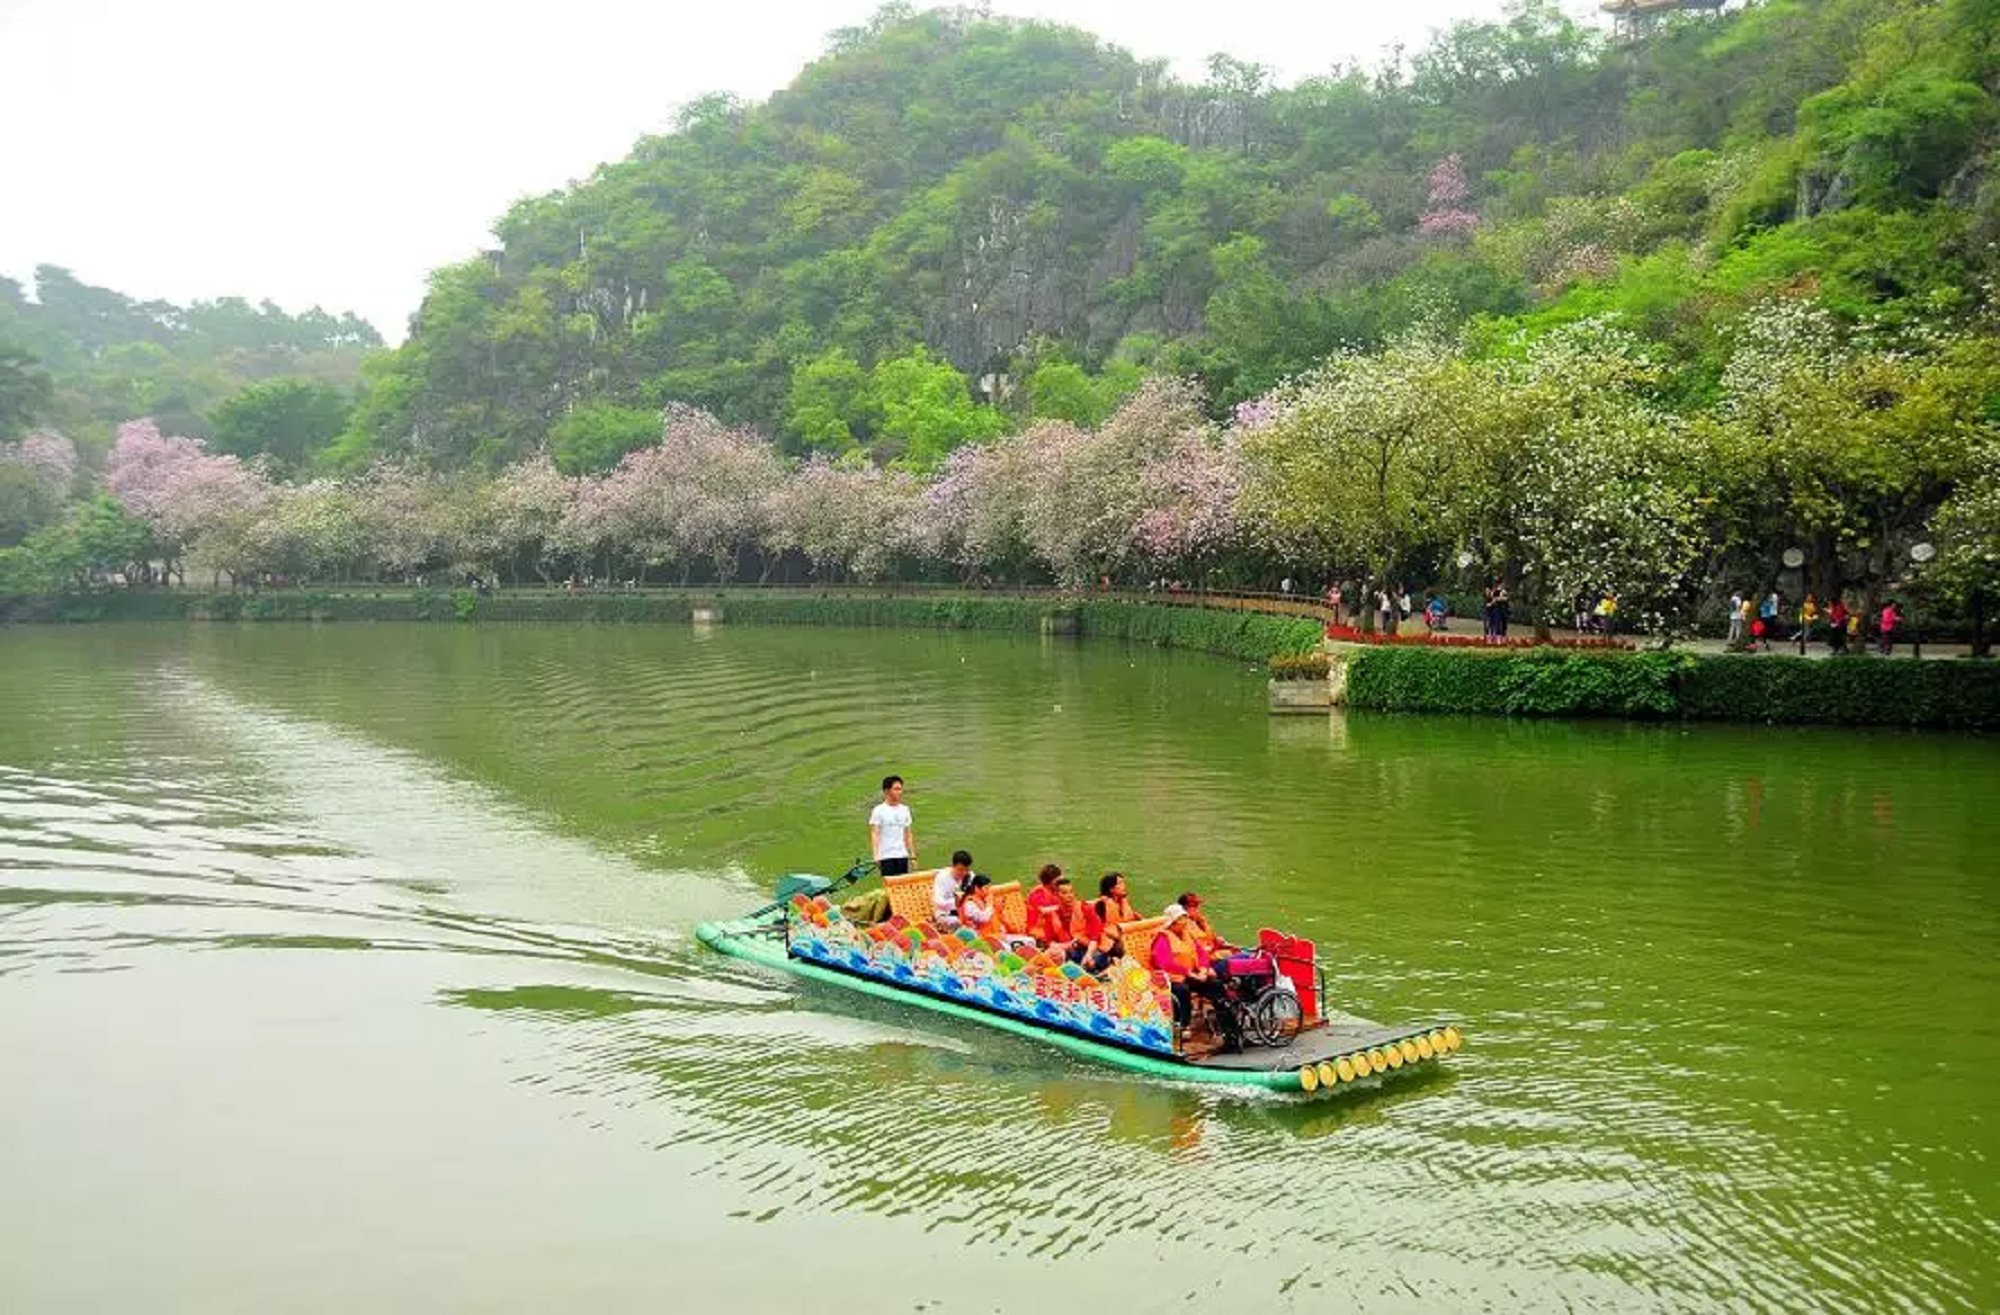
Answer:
[932,867,963,922]
[869,801,912,860]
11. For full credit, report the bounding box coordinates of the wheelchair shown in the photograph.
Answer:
[1213,948,1304,1048]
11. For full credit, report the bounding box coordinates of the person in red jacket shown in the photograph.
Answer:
[1025,863,1065,942]
[1041,875,1112,970]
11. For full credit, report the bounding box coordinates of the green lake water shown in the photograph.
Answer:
[2,622,1996,1312]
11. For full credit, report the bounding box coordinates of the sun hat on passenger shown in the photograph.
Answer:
[1161,903,1188,924]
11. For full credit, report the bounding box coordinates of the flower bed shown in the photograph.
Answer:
[1323,622,1634,651]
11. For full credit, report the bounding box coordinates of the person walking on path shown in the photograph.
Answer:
[1797,594,1819,654]
[1594,591,1618,637]
[1727,591,1745,645]
[1828,597,1849,654]
[1878,600,1900,657]
[1759,592,1781,652]
[1492,580,1511,644]
[869,774,916,876]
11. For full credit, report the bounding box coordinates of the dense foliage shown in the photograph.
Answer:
[0,266,376,456]
[337,0,1997,470]
[4,1,1998,639]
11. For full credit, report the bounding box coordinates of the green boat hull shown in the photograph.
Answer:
[696,911,1459,1097]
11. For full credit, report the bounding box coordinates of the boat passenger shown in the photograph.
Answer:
[1025,863,1065,942]
[1092,871,1139,960]
[1059,878,1115,972]
[960,874,1035,950]
[1152,903,1240,1052]
[1176,891,1231,957]
[932,850,973,930]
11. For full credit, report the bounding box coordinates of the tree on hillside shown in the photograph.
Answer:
[0,346,54,439]
[549,401,660,474]
[865,346,1003,469]
[211,379,352,477]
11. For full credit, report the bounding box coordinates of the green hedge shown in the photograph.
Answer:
[1678,655,2000,729]
[0,590,702,625]
[1072,601,1323,661]
[717,593,1048,633]
[1346,645,2000,728]
[0,589,1322,662]
[1345,647,1691,717]
[719,594,1322,660]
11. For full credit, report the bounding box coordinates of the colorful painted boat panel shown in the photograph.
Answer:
[786,894,1178,1054]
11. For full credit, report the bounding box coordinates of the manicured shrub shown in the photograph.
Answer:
[1349,645,2000,727]
[1074,600,1323,660]
[1679,655,2000,729]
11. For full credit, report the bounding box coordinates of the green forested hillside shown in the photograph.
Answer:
[0,266,378,452]
[342,0,1997,470]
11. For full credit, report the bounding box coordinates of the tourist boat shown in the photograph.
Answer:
[696,865,1463,1096]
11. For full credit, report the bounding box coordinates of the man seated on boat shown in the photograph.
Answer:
[1152,903,1240,1052]
[1092,871,1139,960]
[932,850,973,931]
[1177,891,1233,957]
[1041,874,1112,971]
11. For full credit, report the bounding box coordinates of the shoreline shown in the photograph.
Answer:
[7,587,1992,729]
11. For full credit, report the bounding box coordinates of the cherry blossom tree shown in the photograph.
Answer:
[483,455,577,583]
[105,419,274,583]
[566,404,783,582]
[9,431,78,499]
[1236,336,1479,599]
[1019,378,1215,587]
[764,455,923,582]
[921,438,1038,581]
[1417,154,1480,238]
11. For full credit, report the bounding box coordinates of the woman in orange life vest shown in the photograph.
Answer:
[960,874,1035,951]
[1091,871,1139,959]
[1151,903,1241,1052]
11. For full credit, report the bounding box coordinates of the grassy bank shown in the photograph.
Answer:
[1342,646,2000,730]
[0,589,1325,663]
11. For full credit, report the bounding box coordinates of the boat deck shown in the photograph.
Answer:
[1187,1018,1446,1071]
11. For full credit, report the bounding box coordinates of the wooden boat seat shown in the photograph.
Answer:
[884,870,939,926]
[991,881,1028,936]
[1118,916,1167,962]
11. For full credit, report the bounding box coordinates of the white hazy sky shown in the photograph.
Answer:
[0,0,1597,342]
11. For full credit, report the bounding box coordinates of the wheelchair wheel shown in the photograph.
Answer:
[1250,990,1303,1047]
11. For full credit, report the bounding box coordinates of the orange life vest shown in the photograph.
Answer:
[1154,924,1202,980]
[1094,895,1137,950]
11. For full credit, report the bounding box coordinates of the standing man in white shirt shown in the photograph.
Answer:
[869,774,916,876]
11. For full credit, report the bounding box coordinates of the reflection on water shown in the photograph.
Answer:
[1,623,1997,1311]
